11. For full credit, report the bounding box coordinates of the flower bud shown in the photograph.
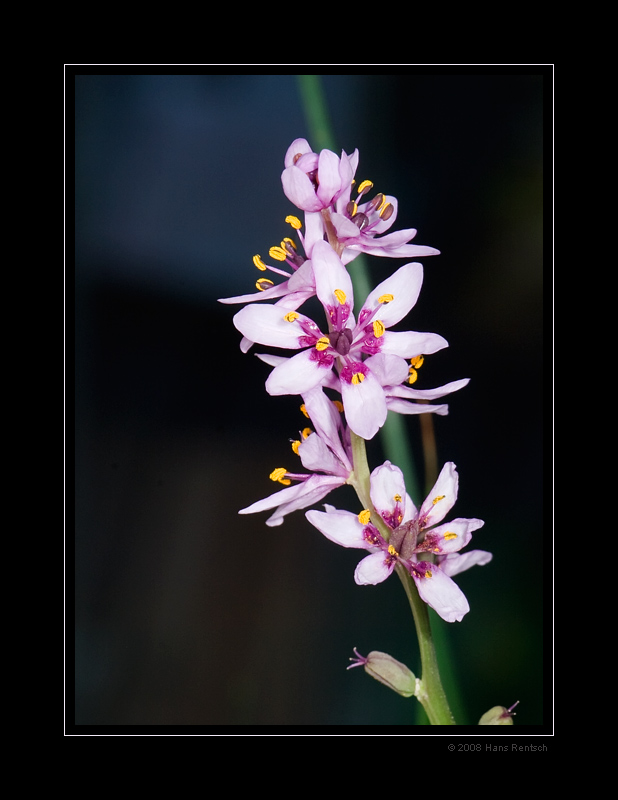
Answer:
[349,648,416,697]
[478,702,519,725]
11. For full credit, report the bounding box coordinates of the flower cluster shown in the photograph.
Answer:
[220,138,490,622]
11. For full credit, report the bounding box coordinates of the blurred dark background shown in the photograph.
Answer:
[73,70,547,729]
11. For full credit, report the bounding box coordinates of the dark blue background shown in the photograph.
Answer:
[74,69,547,729]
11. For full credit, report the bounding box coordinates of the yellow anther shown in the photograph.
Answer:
[351,372,365,385]
[291,440,301,455]
[285,215,302,230]
[394,494,402,502]
[408,368,418,385]
[333,289,347,305]
[377,195,389,213]
[269,245,288,261]
[388,545,399,557]
[253,254,267,271]
[379,201,394,218]
[316,337,330,351]
[378,294,394,304]
[357,179,373,196]
[270,468,291,485]
[373,320,385,338]
[301,427,312,439]
[410,355,425,369]
[256,278,274,291]
[358,509,371,525]
[444,532,458,541]
[332,400,344,412]
[300,404,310,418]
[432,495,445,505]
[424,569,433,579]
[284,311,299,322]
[281,237,296,251]
[348,200,358,216]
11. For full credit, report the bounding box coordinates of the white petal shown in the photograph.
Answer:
[354,552,395,585]
[312,240,354,315]
[265,350,330,396]
[413,566,470,623]
[363,353,409,387]
[381,331,449,359]
[363,262,423,327]
[419,462,458,526]
[305,508,367,549]
[438,550,493,577]
[369,461,406,519]
[340,371,387,440]
[233,304,315,349]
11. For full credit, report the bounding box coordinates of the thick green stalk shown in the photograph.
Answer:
[395,565,456,725]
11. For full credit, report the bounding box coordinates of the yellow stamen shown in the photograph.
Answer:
[333,289,347,305]
[351,372,365,385]
[284,312,299,323]
[300,404,310,418]
[394,494,402,502]
[332,400,344,412]
[253,254,267,271]
[378,294,394,304]
[424,569,433,579]
[377,195,389,214]
[444,532,458,540]
[410,355,425,369]
[379,201,394,218]
[408,368,418,385]
[316,337,330,351]
[301,428,312,439]
[388,545,399,557]
[269,245,288,261]
[357,179,373,196]
[358,509,371,525]
[373,319,385,338]
[348,200,358,216]
[256,278,274,291]
[432,495,445,505]
[270,467,291,485]
[291,440,301,455]
[285,215,302,230]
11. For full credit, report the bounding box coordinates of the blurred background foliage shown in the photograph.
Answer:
[74,69,547,728]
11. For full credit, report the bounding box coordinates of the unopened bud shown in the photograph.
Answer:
[348,648,416,697]
[479,701,519,725]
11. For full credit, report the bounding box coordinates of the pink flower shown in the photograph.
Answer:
[330,187,440,265]
[238,387,353,527]
[233,240,449,439]
[305,461,491,623]
[281,138,359,213]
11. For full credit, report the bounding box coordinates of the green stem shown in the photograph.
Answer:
[396,565,456,725]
